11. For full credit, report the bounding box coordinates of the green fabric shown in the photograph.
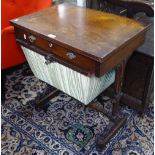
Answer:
[22,46,115,105]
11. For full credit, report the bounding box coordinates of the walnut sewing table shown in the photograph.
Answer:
[10,3,147,151]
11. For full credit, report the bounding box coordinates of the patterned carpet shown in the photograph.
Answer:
[1,64,154,155]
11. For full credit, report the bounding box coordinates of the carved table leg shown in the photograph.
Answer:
[90,60,128,151]
[35,89,60,112]
[97,60,127,115]
[88,102,127,152]
[96,116,126,152]
[112,60,127,115]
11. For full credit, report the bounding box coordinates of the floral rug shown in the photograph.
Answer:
[1,64,154,155]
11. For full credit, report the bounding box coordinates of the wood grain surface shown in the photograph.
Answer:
[10,3,146,62]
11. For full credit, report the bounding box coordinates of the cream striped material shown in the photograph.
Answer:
[21,46,115,105]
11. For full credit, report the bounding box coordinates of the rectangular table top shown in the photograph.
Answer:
[10,3,146,63]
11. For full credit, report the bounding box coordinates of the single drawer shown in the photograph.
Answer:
[15,28,96,74]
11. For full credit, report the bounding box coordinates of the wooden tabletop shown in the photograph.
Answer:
[10,3,146,62]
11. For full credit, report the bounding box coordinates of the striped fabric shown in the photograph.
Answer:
[21,46,115,105]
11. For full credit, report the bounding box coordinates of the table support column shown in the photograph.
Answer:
[112,60,127,115]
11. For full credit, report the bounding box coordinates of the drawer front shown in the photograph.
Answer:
[15,28,96,74]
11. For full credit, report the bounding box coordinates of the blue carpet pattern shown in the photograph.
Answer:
[1,64,154,155]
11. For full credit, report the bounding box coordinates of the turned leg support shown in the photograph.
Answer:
[97,60,127,115]
[112,60,127,115]
[35,89,60,112]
